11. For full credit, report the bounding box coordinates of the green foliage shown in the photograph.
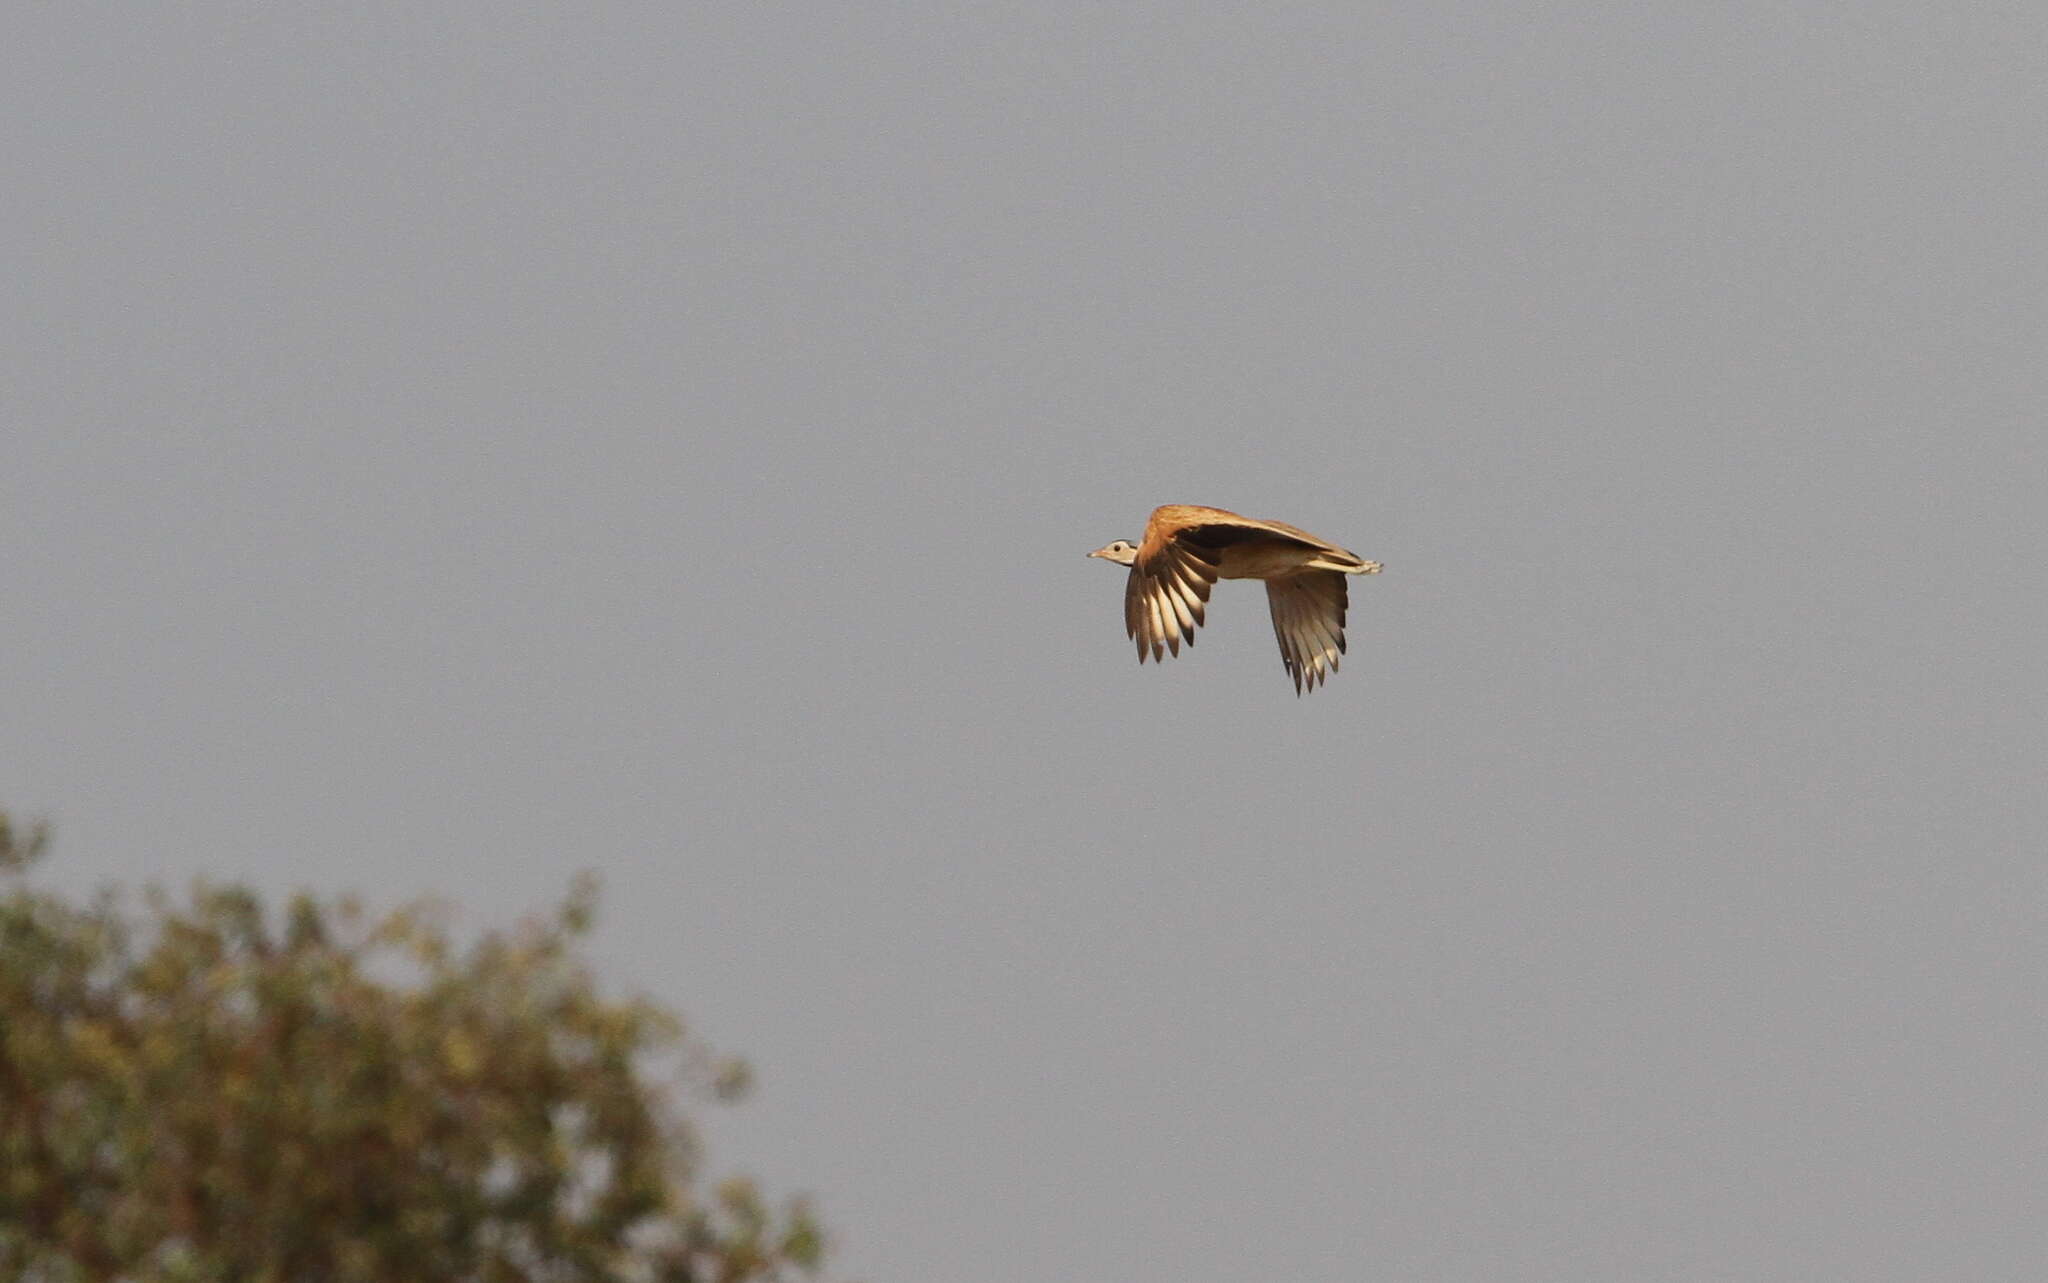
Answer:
[0,812,823,1283]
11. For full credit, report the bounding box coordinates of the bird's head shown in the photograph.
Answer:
[1087,540,1139,567]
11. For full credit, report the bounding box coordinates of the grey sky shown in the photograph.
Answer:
[6,4,2047,1279]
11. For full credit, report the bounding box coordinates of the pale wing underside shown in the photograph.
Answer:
[1124,543,1218,663]
[1265,571,1350,694]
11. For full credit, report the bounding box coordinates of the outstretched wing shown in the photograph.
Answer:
[1264,571,1350,694]
[1125,542,1218,663]
[1141,504,1368,567]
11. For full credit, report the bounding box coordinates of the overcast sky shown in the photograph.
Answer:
[7,4,2047,1280]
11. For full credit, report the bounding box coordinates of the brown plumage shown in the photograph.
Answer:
[1088,505,1383,694]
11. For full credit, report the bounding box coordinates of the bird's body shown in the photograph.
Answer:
[1088,505,1382,694]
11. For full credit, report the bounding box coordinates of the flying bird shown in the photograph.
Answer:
[1088,505,1382,694]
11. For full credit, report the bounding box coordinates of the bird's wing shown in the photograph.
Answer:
[1125,541,1218,663]
[1264,571,1350,694]
[1141,505,1355,560]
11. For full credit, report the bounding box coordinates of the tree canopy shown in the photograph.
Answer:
[0,811,823,1283]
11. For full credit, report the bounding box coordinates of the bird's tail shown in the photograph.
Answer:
[1312,552,1382,574]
